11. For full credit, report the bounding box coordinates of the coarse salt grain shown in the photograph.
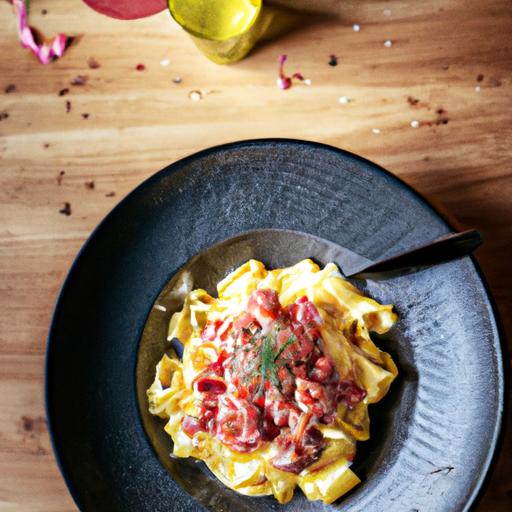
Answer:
[384,40,393,48]
[372,128,381,134]
[188,90,202,102]
[304,78,312,86]
[475,85,481,92]
[160,58,170,67]
[154,304,167,312]
[338,96,351,104]
[353,24,361,32]
[173,76,182,84]
[410,120,420,128]
[383,9,392,17]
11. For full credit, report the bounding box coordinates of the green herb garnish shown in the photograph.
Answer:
[274,334,297,361]
[260,336,279,387]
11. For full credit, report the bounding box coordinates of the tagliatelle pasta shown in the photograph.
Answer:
[147,259,397,504]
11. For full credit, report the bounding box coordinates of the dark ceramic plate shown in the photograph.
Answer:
[46,139,505,512]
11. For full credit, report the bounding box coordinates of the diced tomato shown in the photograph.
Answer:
[181,415,206,438]
[288,297,322,328]
[309,356,334,382]
[277,366,295,396]
[247,289,282,328]
[215,396,261,453]
[295,378,332,418]
[234,312,257,331]
[195,377,227,395]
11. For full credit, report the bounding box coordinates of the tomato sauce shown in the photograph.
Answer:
[183,288,366,474]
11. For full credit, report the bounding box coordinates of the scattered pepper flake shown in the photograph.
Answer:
[85,180,95,189]
[407,96,420,106]
[87,57,100,69]
[188,90,203,102]
[328,54,338,66]
[43,143,50,148]
[410,120,420,128]
[70,75,88,86]
[489,77,502,87]
[436,108,447,115]
[136,63,146,71]
[352,24,361,32]
[173,76,182,84]
[57,170,65,185]
[0,112,9,121]
[477,74,484,82]
[4,84,16,94]
[12,0,70,64]
[81,113,89,119]
[384,39,393,48]
[59,202,72,216]
[41,9,48,15]
[65,100,71,113]
[105,191,116,197]
[59,87,69,96]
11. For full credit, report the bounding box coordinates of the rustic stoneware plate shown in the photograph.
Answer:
[46,139,505,512]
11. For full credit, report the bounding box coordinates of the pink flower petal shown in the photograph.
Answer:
[12,0,70,64]
[276,55,309,90]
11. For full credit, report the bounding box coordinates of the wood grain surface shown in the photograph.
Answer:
[0,0,510,510]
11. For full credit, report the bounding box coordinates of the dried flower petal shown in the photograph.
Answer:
[88,57,100,69]
[12,0,70,64]
[277,55,309,90]
[136,63,146,71]
[71,75,88,86]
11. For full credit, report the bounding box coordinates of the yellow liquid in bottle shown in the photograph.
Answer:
[169,0,261,41]
[169,0,268,63]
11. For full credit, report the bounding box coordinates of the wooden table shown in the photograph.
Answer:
[1,0,510,510]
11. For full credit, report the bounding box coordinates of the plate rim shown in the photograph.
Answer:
[44,137,508,512]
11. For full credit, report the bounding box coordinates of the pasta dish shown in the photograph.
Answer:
[147,259,397,504]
